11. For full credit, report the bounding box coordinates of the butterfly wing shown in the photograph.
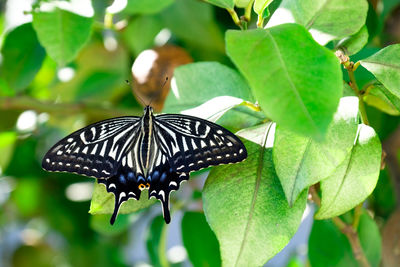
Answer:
[154,114,247,173]
[42,116,141,179]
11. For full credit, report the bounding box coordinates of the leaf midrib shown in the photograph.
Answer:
[233,123,272,266]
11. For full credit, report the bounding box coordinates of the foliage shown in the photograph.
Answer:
[0,0,399,266]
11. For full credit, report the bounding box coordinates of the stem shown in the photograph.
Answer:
[309,185,371,267]
[227,8,243,29]
[335,51,369,125]
[352,203,363,230]
[257,15,264,28]
[0,96,142,118]
[241,101,261,112]
[158,223,170,267]
[244,0,254,22]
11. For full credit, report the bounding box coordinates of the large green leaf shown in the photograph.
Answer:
[164,62,254,114]
[273,97,359,205]
[235,0,253,8]
[203,123,307,266]
[124,0,174,14]
[226,25,342,139]
[267,0,368,45]
[203,0,234,9]
[0,23,45,92]
[360,44,400,99]
[309,211,382,267]
[364,83,400,116]
[32,7,93,65]
[89,181,156,215]
[316,124,381,219]
[182,212,221,267]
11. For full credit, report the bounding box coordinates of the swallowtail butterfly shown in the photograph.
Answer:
[42,106,247,224]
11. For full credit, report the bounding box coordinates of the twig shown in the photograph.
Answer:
[227,8,243,29]
[309,185,371,267]
[0,96,142,118]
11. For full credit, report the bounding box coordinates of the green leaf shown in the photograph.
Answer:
[0,131,17,172]
[309,212,382,267]
[235,0,253,8]
[182,212,221,267]
[253,0,273,15]
[146,215,169,267]
[124,0,174,14]
[267,0,368,45]
[308,219,358,267]
[0,23,45,92]
[364,83,400,116]
[335,26,369,56]
[203,0,234,9]
[316,124,381,219]
[360,44,400,99]
[76,71,123,101]
[121,15,162,56]
[160,0,225,53]
[273,97,359,205]
[203,123,307,266]
[226,25,342,139]
[89,180,156,215]
[32,7,93,65]
[164,62,254,115]
[358,212,382,267]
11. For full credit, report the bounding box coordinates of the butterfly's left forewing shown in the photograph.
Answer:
[154,114,247,173]
[42,117,141,179]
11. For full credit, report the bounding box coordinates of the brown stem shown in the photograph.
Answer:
[0,96,142,118]
[309,185,371,267]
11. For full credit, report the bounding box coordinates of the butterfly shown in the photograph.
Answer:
[42,106,247,224]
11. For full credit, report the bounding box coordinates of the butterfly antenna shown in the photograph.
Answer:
[126,79,147,107]
[148,76,169,107]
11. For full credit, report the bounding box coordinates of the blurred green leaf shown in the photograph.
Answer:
[146,215,169,267]
[203,0,234,9]
[226,25,342,139]
[309,211,382,267]
[12,178,41,216]
[76,71,122,101]
[360,44,400,100]
[0,131,17,171]
[335,26,369,56]
[0,78,14,97]
[358,212,382,267]
[182,212,221,267]
[0,23,45,92]
[267,0,368,45]
[122,15,162,56]
[32,8,93,65]
[203,124,307,266]
[89,180,156,215]
[364,83,400,116]
[273,97,359,205]
[308,219,358,267]
[370,169,396,217]
[124,0,174,14]
[164,62,254,114]
[160,0,225,53]
[90,214,132,236]
[316,124,381,219]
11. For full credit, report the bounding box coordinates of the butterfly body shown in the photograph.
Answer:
[42,106,247,224]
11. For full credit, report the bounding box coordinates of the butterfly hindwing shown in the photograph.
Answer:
[154,114,247,173]
[42,117,140,179]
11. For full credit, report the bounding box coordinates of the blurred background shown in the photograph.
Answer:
[1,0,400,266]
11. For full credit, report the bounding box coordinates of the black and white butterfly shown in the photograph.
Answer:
[42,106,247,224]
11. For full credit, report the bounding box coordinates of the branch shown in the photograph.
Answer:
[0,96,142,118]
[309,185,371,267]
